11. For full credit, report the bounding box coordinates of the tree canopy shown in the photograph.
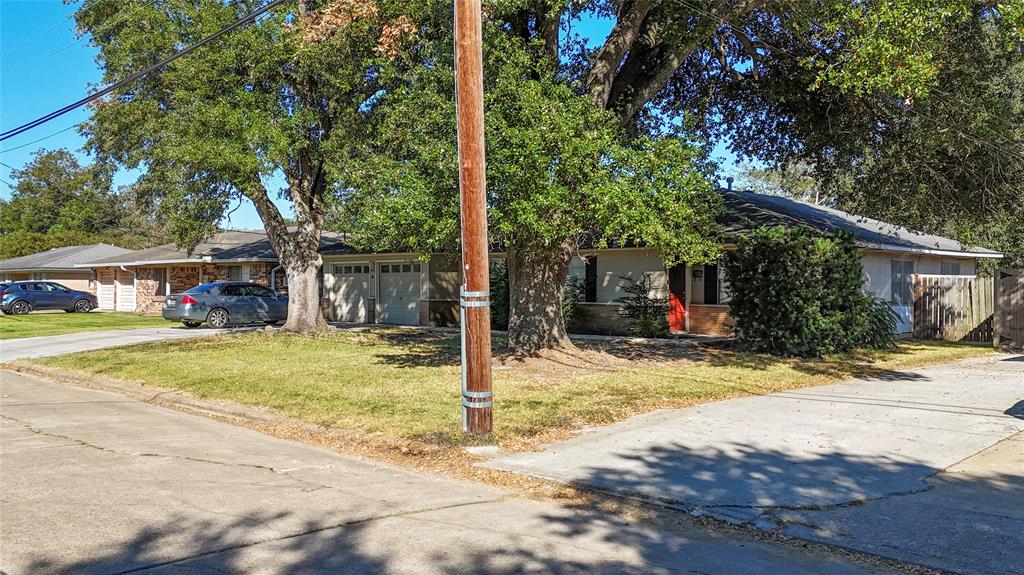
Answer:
[0,149,163,259]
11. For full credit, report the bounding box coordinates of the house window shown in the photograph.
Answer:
[704,263,720,305]
[88,271,95,288]
[228,266,241,281]
[890,260,915,306]
[32,273,45,280]
[584,257,597,302]
[941,261,961,275]
[154,268,167,296]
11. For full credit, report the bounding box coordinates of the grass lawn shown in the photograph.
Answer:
[0,312,170,340]
[34,330,995,449]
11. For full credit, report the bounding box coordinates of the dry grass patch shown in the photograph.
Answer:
[36,329,993,451]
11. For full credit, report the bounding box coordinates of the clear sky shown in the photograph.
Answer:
[1,1,739,231]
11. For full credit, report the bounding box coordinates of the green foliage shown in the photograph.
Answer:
[330,17,723,267]
[0,149,164,258]
[615,275,669,339]
[724,227,897,357]
[562,275,585,325]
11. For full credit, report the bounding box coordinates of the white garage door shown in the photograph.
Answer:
[378,263,420,325]
[332,263,370,323]
[97,269,116,311]
[116,269,136,312]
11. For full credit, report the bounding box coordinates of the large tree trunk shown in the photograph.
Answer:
[281,252,328,333]
[506,241,575,354]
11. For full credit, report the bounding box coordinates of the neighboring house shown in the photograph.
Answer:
[85,191,1003,336]
[0,244,132,294]
[80,230,349,313]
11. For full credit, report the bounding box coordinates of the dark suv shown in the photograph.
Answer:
[0,281,98,315]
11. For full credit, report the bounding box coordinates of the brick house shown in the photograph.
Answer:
[82,191,1003,335]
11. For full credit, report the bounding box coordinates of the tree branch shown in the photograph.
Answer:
[585,0,657,108]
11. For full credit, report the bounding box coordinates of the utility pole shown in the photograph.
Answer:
[454,0,493,434]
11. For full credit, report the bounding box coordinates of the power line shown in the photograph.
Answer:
[0,12,75,60]
[0,0,287,143]
[0,124,80,154]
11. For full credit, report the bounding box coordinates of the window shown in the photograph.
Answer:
[413,263,421,273]
[584,257,597,302]
[227,265,246,281]
[88,271,95,288]
[32,273,45,280]
[248,285,275,297]
[941,261,961,275]
[154,268,167,296]
[704,263,720,305]
[220,284,244,297]
[381,264,390,273]
[890,260,915,306]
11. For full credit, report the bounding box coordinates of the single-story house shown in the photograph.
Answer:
[80,230,349,313]
[84,190,1003,335]
[0,244,132,293]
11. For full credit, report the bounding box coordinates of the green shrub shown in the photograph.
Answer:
[489,261,585,331]
[615,275,669,338]
[724,226,897,356]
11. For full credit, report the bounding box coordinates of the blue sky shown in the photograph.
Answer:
[1,1,739,231]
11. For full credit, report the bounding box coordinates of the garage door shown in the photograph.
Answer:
[378,263,420,325]
[331,264,370,323]
[116,269,136,312]
[97,269,116,311]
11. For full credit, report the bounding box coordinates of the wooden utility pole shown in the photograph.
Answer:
[454,0,493,434]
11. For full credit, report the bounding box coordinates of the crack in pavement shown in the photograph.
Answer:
[104,498,504,575]
[0,412,372,496]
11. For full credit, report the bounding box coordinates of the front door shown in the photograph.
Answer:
[667,263,686,332]
[378,263,420,325]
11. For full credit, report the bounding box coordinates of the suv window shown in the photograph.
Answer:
[46,283,71,292]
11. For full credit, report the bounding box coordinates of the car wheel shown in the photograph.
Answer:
[11,300,31,315]
[207,308,229,328]
[74,299,92,313]
[182,321,202,329]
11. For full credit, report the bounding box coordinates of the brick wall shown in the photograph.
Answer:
[135,267,163,315]
[568,303,633,336]
[688,305,734,336]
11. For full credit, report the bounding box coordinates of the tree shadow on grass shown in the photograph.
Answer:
[699,347,928,382]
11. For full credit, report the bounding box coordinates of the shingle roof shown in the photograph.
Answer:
[719,190,1002,258]
[0,244,133,272]
[85,230,354,266]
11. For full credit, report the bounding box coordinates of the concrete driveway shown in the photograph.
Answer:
[0,371,895,575]
[486,353,1024,575]
[0,326,231,362]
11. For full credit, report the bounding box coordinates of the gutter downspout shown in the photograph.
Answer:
[270,265,282,291]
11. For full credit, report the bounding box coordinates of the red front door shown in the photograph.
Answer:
[668,263,686,332]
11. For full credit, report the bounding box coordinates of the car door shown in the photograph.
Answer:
[26,283,56,309]
[47,283,76,309]
[219,284,250,323]
[247,285,279,321]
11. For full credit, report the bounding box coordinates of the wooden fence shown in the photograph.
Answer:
[912,275,994,342]
[994,269,1024,350]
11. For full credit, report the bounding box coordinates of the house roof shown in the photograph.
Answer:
[719,190,1003,258]
[84,230,353,267]
[0,244,133,272]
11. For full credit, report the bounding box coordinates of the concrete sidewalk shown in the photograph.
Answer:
[0,326,231,362]
[485,353,1024,574]
[0,370,895,575]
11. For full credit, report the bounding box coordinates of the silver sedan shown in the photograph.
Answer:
[162,282,288,328]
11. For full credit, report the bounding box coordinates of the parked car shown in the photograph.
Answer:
[162,281,288,328]
[0,281,97,315]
